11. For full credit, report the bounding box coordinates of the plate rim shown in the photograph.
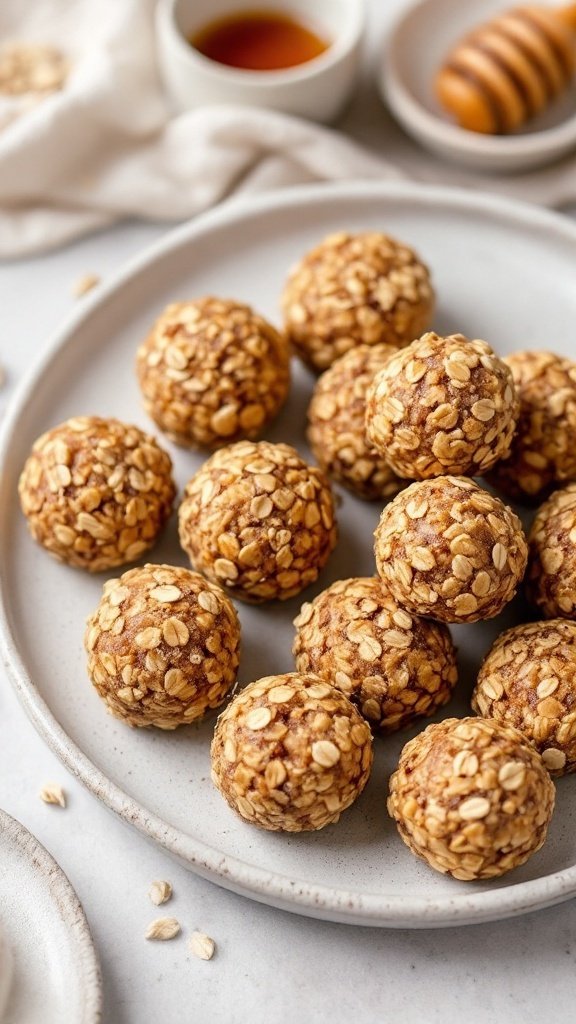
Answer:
[0,808,102,1022]
[3,180,576,928]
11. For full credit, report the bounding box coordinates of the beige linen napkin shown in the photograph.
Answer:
[0,0,575,259]
[0,0,405,258]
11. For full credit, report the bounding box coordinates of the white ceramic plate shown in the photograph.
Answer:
[2,182,576,929]
[0,809,101,1023]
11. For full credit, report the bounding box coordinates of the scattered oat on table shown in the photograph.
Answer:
[189,931,216,961]
[148,880,172,906]
[145,917,180,941]
[73,274,100,298]
[39,783,66,807]
[0,42,69,96]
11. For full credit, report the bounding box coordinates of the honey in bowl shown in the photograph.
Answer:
[190,9,330,71]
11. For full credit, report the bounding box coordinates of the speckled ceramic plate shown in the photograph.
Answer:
[0,809,102,1023]
[2,182,576,929]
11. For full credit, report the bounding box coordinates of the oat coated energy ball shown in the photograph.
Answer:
[18,416,175,572]
[85,564,240,728]
[307,343,404,501]
[281,231,434,372]
[293,577,458,733]
[472,619,576,776]
[527,484,576,619]
[374,476,527,623]
[365,332,518,479]
[489,350,576,501]
[210,673,373,831]
[178,440,337,603]
[136,297,291,449]
[388,716,555,880]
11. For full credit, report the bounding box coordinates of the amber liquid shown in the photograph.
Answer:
[190,10,330,71]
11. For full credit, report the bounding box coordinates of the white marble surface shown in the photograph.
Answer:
[2,2,576,1021]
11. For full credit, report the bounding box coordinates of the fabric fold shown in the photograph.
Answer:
[0,0,575,258]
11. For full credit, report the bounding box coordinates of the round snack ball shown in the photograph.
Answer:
[489,350,576,501]
[365,332,518,479]
[388,716,555,881]
[210,672,373,832]
[136,297,290,449]
[18,416,175,573]
[472,619,576,776]
[85,564,240,728]
[307,343,404,501]
[374,476,527,624]
[178,440,337,603]
[281,231,434,372]
[527,483,576,619]
[293,577,458,733]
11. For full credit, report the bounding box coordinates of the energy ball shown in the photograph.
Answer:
[85,563,240,728]
[307,343,404,501]
[472,619,576,776]
[293,577,458,733]
[365,332,518,479]
[388,716,555,881]
[178,440,337,603]
[527,484,576,619]
[281,231,434,372]
[489,350,576,501]
[18,416,175,572]
[374,476,527,624]
[136,297,291,449]
[210,672,373,832]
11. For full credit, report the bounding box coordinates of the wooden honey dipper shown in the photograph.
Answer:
[435,4,576,133]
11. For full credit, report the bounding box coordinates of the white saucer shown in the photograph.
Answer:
[0,809,102,1024]
[380,0,576,172]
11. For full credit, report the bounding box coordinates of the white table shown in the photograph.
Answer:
[2,3,576,1021]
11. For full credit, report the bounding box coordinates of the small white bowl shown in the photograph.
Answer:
[156,0,365,124]
[380,0,576,173]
